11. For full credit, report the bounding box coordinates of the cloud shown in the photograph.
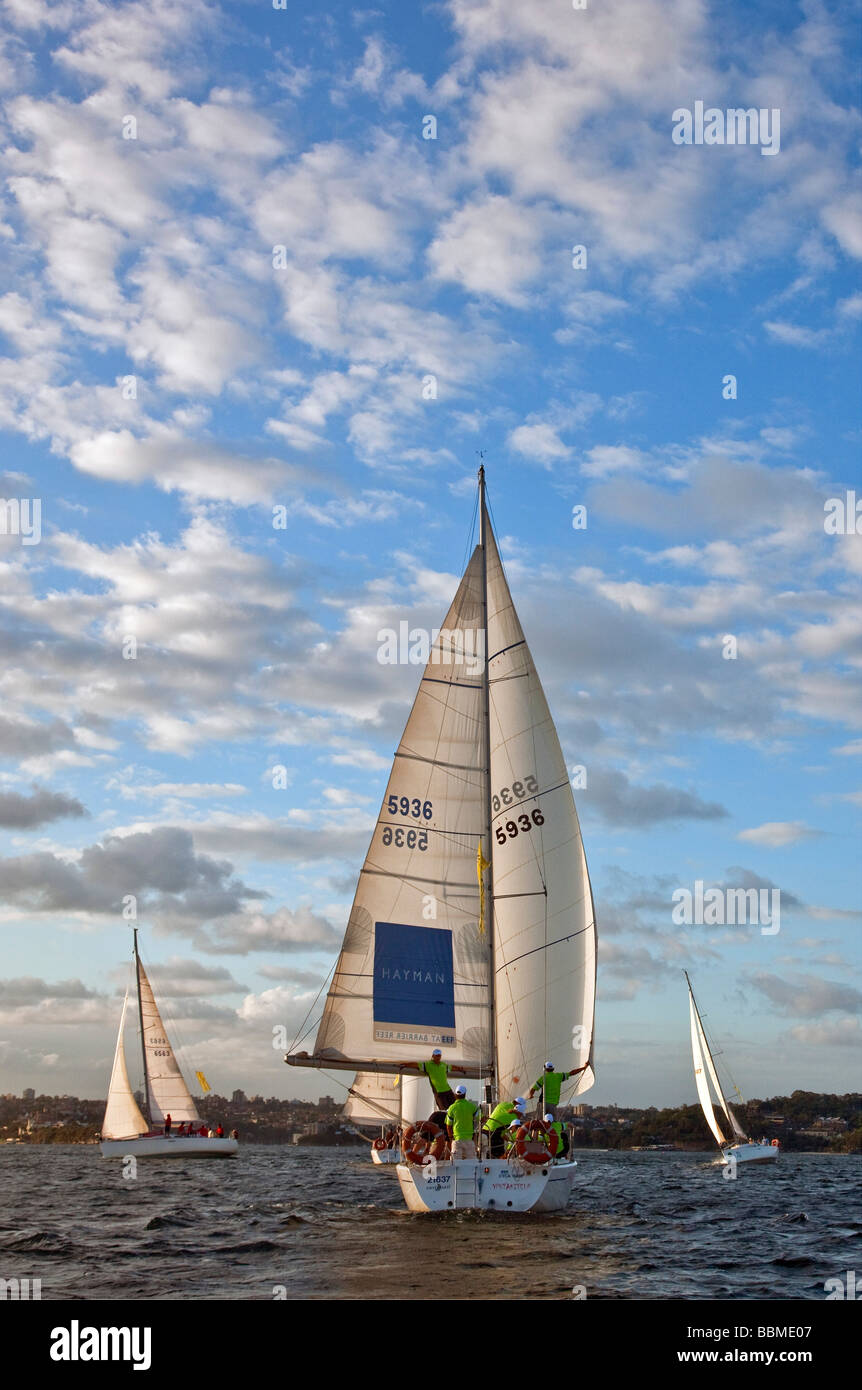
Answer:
[582,767,728,828]
[737,821,821,848]
[508,422,572,465]
[749,971,862,1018]
[0,785,87,828]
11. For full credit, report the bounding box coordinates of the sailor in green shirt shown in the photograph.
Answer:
[446,1086,480,1159]
[403,1048,466,1110]
[529,1061,587,1119]
[546,1115,568,1161]
[482,1097,526,1158]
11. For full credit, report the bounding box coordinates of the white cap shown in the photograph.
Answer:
[508,1119,521,1128]
[432,1048,442,1057]
[514,1097,525,1108]
[455,1084,467,1096]
[544,1061,554,1070]
[544,1114,554,1124]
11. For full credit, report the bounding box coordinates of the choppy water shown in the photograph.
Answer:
[0,1146,858,1301]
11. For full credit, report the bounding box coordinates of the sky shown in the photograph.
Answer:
[0,0,859,1111]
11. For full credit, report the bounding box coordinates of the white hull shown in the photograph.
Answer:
[371,1147,402,1165]
[100,1136,238,1158]
[721,1142,778,1166]
[396,1158,576,1212]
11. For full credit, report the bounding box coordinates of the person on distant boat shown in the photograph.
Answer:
[199,1124,208,1137]
[404,1048,466,1111]
[528,1062,586,1119]
[207,1127,215,1138]
[483,1097,526,1158]
[445,1085,479,1159]
[231,1129,239,1141]
[164,1113,172,1137]
[216,1124,224,1138]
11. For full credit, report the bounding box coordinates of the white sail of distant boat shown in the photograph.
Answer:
[685,972,777,1166]
[288,468,597,1211]
[343,1071,423,1164]
[100,930,238,1159]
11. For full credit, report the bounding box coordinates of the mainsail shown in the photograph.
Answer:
[137,957,200,1125]
[311,549,492,1073]
[102,991,148,1140]
[687,976,746,1146]
[288,469,597,1112]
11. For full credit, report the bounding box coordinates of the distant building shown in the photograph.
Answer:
[22,1088,35,1102]
[232,1090,247,1105]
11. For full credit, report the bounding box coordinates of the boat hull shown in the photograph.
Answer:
[396,1157,576,1212]
[371,1147,401,1164]
[100,1136,238,1158]
[722,1142,778,1166]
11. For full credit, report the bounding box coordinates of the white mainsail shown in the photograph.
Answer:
[485,526,597,1103]
[687,978,746,1144]
[312,550,492,1073]
[137,958,200,1125]
[689,991,726,1146]
[343,1071,402,1127]
[102,991,148,1140]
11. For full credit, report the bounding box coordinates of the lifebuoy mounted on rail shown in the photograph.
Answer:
[372,1137,387,1150]
[403,1120,442,1165]
[771,1138,779,1147]
[514,1118,558,1165]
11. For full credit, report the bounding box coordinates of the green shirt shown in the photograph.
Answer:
[446,1097,479,1141]
[420,1059,450,1092]
[484,1101,519,1133]
[533,1071,567,1106]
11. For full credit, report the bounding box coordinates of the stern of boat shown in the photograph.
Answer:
[396,1157,557,1212]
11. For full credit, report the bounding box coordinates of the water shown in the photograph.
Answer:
[1,1146,858,1301]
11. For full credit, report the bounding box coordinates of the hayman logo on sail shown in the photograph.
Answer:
[377,622,485,676]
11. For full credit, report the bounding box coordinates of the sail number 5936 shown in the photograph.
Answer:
[382,826,429,850]
[492,775,538,812]
[387,795,433,819]
[495,809,544,844]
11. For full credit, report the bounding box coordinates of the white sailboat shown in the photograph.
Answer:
[343,1072,422,1164]
[287,467,597,1211]
[100,930,238,1158]
[686,972,778,1166]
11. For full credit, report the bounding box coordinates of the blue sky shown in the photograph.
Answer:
[0,0,859,1109]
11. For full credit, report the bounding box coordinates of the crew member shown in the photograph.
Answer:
[483,1097,526,1158]
[163,1113,172,1137]
[445,1085,480,1159]
[528,1062,586,1119]
[405,1048,466,1110]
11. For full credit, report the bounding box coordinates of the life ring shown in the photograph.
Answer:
[515,1119,558,1165]
[403,1120,441,1165]
[771,1139,779,1148]
[372,1138,387,1151]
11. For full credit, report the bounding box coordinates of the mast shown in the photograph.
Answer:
[478,462,497,1103]
[133,928,151,1129]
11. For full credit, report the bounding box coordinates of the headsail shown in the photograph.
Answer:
[687,977,745,1143]
[137,958,200,1125]
[102,991,148,1140]
[342,1071,402,1127]
[310,550,492,1074]
[485,524,597,1103]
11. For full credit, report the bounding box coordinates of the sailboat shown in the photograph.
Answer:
[686,972,778,1166]
[100,930,238,1158]
[342,1072,422,1164]
[287,467,597,1211]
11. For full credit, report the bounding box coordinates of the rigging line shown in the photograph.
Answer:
[362,867,478,888]
[287,957,338,1055]
[422,677,483,689]
[461,487,480,577]
[395,751,483,773]
[494,922,594,974]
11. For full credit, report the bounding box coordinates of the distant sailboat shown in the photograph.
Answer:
[686,972,777,1166]
[100,930,238,1158]
[287,468,597,1211]
[343,1072,422,1164]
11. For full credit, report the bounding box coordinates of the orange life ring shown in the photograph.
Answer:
[771,1139,779,1148]
[515,1119,558,1165]
[372,1138,387,1150]
[403,1120,441,1165]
